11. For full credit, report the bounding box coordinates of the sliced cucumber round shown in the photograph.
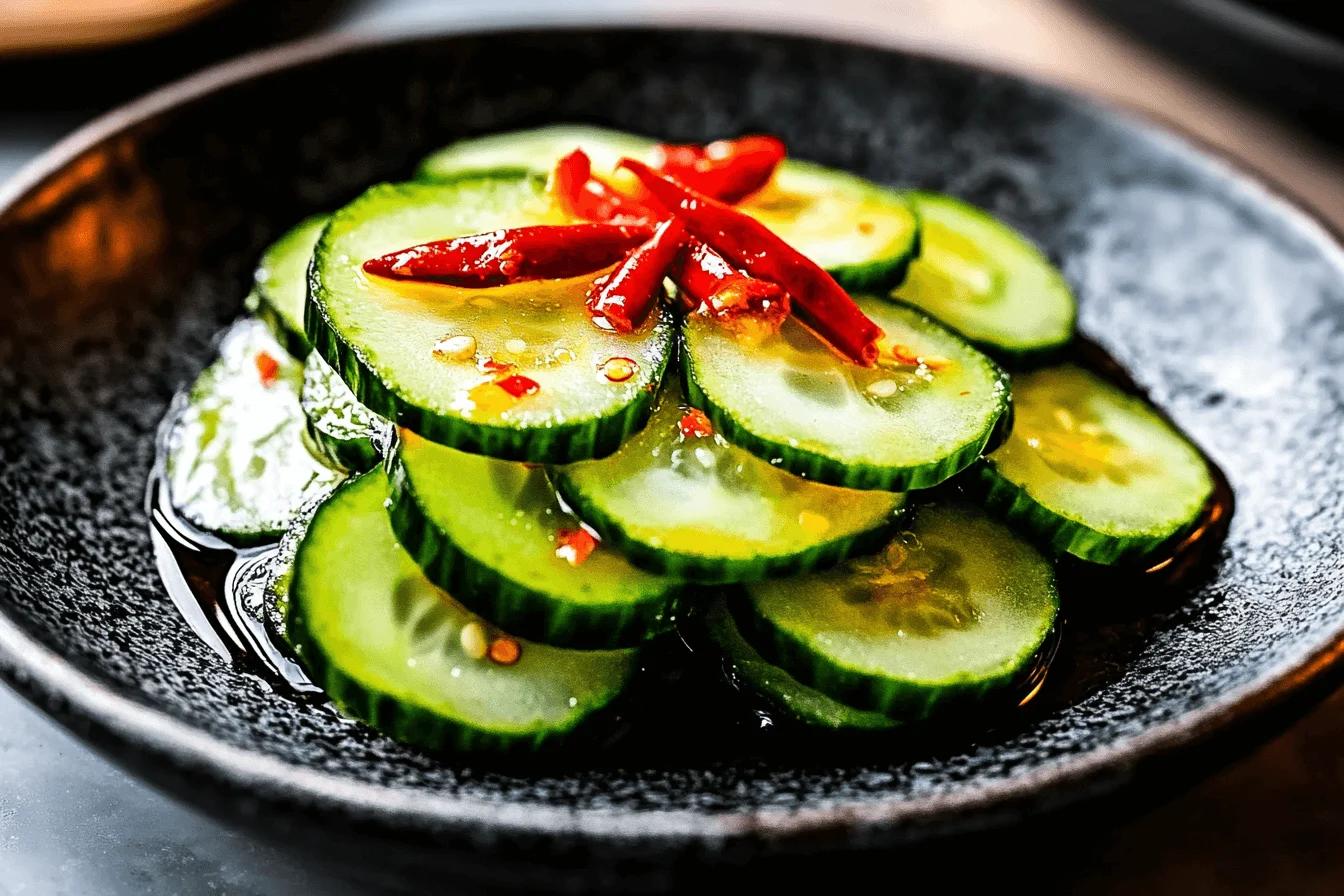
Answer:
[890,193,1075,365]
[553,379,904,582]
[300,352,389,473]
[416,124,652,183]
[388,430,685,648]
[684,298,1010,491]
[704,598,898,730]
[733,502,1059,719]
[247,214,328,359]
[285,468,637,752]
[973,364,1214,565]
[416,125,920,291]
[307,173,675,463]
[165,319,345,545]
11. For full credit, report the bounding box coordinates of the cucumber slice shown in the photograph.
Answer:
[300,352,389,473]
[973,364,1214,565]
[388,430,684,648]
[552,380,904,582]
[416,125,920,291]
[308,173,675,463]
[683,298,1011,491]
[704,598,898,730]
[285,468,636,752]
[247,214,328,359]
[734,502,1059,719]
[890,193,1075,364]
[416,124,652,183]
[740,159,919,292]
[164,319,345,545]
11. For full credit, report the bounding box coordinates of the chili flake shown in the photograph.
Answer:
[678,408,714,439]
[488,637,522,666]
[555,527,598,566]
[496,375,540,399]
[255,351,280,387]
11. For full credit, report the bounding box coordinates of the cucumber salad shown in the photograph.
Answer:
[159,125,1225,752]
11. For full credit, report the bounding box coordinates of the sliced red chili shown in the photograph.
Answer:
[255,351,280,387]
[552,150,656,225]
[495,374,540,398]
[586,218,688,333]
[651,135,786,204]
[670,241,790,324]
[678,408,714,439]
[620,158,884,366]
[362,223,652,288]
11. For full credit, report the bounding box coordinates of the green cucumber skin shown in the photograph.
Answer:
[387,452,687,649]
[727,590,1028,721]
[701,599,899,731]
[303,414,380,473]
[552,471,903,584]
[829,222,920,294]
[882,296,1067,371]
[248,289,313,360]
[967,460,1200,566]
[284,588,574,753]
[680,360,1008,493]
[304,274,670,465]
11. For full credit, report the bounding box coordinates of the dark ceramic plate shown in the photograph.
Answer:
[2,27,1344,893]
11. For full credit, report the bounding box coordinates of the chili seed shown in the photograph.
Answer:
[433,334,477,361]
[459,622,488,660]
[600,357,638,382]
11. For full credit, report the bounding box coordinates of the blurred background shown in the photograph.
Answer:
[1,1,1343,894]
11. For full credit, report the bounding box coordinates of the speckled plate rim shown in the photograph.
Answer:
[2,22,1344,851]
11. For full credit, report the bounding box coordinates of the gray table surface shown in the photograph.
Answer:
[5,2,1344,893]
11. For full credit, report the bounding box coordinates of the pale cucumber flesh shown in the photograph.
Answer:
[684,298,1010,490]
[248,214,328,357]
[553,379,904,582]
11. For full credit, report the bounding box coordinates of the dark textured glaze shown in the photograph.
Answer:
[1,28,1343,891]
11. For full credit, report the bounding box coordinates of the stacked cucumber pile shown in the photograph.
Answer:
[165,126,1216,750]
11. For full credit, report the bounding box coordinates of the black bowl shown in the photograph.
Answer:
[2,27,1343,893]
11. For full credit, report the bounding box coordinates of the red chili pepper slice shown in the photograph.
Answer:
[495,374,540,398]
[670,240,790,325]
[361,223,652,288]
[586,218,688,333]
[620,158,884,366]
[552,150,657,225]
[651,135,786,204]
[554,148,789,333]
